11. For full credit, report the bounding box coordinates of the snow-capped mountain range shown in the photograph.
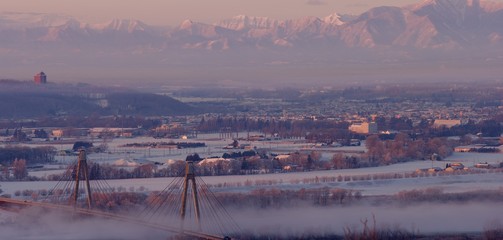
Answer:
[2,0,503,50]
[1,0,503,87]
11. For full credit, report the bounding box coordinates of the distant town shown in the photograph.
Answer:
[0,76,501,179]
[0,74,502,239]
[2,0,503,239]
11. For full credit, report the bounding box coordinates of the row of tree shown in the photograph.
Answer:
[364,134,453,166]
[0,146,56,165]
[0,115,161,130]
[198,116,351,139]
[196,115,502,141]
[331,133,455,170]
[18,186,362,210]
[0,159,28,180]
[44,150,323,181]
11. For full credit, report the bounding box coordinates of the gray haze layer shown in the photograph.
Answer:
[1,202,503,239]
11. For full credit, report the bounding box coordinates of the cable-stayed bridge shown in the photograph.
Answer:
[0,150,239,240]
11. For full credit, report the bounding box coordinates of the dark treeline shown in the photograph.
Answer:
[0,146,56,165]
[197,115,502,144]
[394,188,503,204]
[0,146,56,180]
[46,160,188,181]
[426,119,503,138]
[0,115,161,130]
[17,186,503,212]
[198,116,353,139]
[44,151,324,181]
[331,134,454,169]
[214,187,361,208]
[0,81,194,118]
[365,134,453,164]
[1,112,500,143]
[374,116,414,131]
[120,141,206,149]
[198,116,291,134]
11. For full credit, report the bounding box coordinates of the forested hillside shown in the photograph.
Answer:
[0,80,195,118]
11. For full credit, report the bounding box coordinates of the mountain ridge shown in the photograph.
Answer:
[2,0,503,50]
[168,0,503,50]
[1,0,503,88]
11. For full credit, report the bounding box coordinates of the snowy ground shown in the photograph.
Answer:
[1,144,503,238]
[3,131,502,197]
[2,134,503,237]
[4,132,503,195]
[2,152,502,197]
[14,132,368,179]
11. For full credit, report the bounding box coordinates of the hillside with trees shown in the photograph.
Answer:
[0,80,195,118]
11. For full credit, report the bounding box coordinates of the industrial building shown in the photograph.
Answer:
[34,71,47,84]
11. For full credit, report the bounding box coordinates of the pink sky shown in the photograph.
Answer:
[3,0,493,26]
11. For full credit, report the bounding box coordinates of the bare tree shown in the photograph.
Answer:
[12,158,27,180]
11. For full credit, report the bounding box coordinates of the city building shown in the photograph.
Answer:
[34,71,47,84]
[433,119,461,128]
[51,129,64,138]
[348,122,378,134]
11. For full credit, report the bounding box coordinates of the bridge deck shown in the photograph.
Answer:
[0,197,226,240]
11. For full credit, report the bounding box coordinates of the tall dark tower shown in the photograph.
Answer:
[34,72,47,84]
[71,150,93,209]
[180,161,201,231]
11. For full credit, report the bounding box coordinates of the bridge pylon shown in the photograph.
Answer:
[71,149,93,209]
[180,161,201,232]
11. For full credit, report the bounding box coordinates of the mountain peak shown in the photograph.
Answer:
[90,18,148,33]
[323,13,345,25]
[1,0,503,56]
[179,19,194,29]
[233,15,248,20]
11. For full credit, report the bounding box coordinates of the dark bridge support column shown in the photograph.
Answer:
[180,161,201,232]
[71,150,93,209]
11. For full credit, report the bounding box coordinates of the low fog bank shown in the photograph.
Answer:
[231,202,503,237]
[0,208,169,240]
[4,58,502,89]
[1,202,502,239]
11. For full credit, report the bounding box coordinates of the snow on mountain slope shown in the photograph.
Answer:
[217,15,279,31]
[175,19,221,38]
[323,13,345,25]
[91,19,150,33]
[1,0,503,54]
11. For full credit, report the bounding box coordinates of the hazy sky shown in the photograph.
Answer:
[0,0,442,26]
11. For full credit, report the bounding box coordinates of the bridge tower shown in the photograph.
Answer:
[180,161,201,231]
[71,150,93,209]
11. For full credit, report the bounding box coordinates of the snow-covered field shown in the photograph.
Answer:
[25,132,364,162]
[2,131,502,197]
[2,152,502,197]
[1,168,503,238]
[1,140,503,238]
[12,132,368,178]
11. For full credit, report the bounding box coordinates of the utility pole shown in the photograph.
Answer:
[71,150,92,209]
